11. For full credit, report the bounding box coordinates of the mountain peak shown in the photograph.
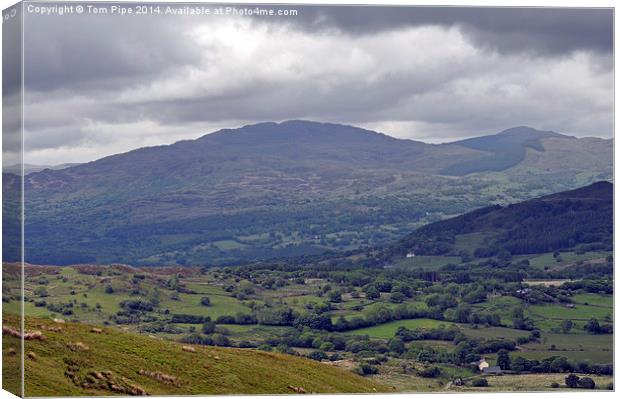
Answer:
[496,126,569,139]
[200,119,407,146]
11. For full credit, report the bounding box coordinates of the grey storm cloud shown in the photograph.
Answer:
[294,6,613,55]
[10,4,614,165]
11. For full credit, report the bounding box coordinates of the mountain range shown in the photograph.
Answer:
[2,120,612,265]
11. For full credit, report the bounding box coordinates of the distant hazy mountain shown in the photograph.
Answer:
[3,120,612,266]
[393,181,613,257]
[2,163,81,175]
[440,126,568,175]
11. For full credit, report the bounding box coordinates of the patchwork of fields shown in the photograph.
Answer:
[2,250,613,394]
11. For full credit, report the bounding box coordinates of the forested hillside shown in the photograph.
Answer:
[393,181,612,258]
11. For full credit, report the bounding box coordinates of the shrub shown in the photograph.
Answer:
[119,300,153,313]
[355,363,378,376]
[577,377,595,389]
[328,353,342,361]
[180,333,212,346]
[390,292,406,303]
[308,351,327,361]
[550,382,560,388]
[319,342,334,351]
[202,319,216,334]
[388,338,405,354]
[417,366,441,378]
[211,333,231,347]
[171,314,204,324]
[565,374,580,388]
[216,315,235,324]
[328,290,342,303]
[200,296,211,306]
[471,378,488,387]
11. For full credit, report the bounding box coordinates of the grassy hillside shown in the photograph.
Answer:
[2,314,386,396]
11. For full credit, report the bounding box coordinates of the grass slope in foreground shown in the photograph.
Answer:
[2,314,386,396]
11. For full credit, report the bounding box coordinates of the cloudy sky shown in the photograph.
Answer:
[7,4,614,165]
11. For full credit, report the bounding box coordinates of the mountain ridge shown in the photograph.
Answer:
[11,120,608,178]
[3,120,612,266]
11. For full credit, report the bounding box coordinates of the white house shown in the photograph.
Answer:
[474,358,489,371]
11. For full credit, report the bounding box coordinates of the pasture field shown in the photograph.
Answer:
[472,296,521,325]
[395,256,461,270]
[520,333,614,364]
[159,293,252,319]
[572,293,613,308]
[528,303,612,322]
[516,251,611,270]
[460,325,529,340]
[347,319,458,338]
[450,373,613,391]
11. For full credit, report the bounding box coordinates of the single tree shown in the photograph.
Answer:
[584,318,601,334]
[388,338,405,354]
[202,318,216,334]
[561,319,573,333]
[365,286,380,300]
[497,349,511,370]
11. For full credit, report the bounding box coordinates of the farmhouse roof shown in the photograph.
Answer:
[482,366,502,374]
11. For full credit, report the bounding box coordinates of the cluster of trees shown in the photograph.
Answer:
[584,318,613,335]
[215,313,258,325]
[180,332,231,347]
[561,278,613,294]
[170,314,208,324]
[46,301,74,316]
[508,356,612,375]
[395,326,458,342]
[452,337,517,364]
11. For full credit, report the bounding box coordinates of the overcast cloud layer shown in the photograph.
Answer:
[8,4,614,165]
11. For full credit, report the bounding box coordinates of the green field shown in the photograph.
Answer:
[347,319,457,338]
[572,294,613,308]
[517,251,611,270]
[450,373,613,391]
[395,256,461,270]
[529,303,612,322]
[520,333,613,364]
